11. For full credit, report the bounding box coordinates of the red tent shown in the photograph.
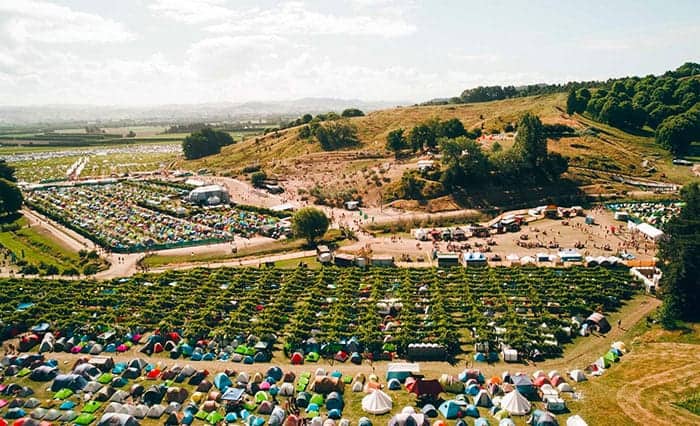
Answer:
[406,378,443,396]
[290,352,304,365]
[533,376,550,387]
[334,351,349,362]
[153,343,164,353]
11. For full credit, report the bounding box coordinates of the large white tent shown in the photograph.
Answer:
[633,222,664,241]
[500,389,531,415]
[361,390,393,415]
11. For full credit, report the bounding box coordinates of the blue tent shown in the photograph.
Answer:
[328,409,342,419]
[473,352,487,362]
[387,379,402,390]
[512,375,537,399]
[213,373,232,391]
[466,384,481,396]
[244,356,255,364]
[190,352,202,361]
[326,392,343,410]
[267,366,283,382]
[465,405,480,418]
[438,400,465,419]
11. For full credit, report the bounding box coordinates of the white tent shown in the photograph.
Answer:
[566,415,588,426]
[569,370,586,382]
[361,390,393,415]
[500,389,531,415]
[635,223,664,241]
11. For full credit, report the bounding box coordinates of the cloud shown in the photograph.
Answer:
[0,0,135,44]
[185,35,293,79]
[149,0,235,25]
[151,0,416,38]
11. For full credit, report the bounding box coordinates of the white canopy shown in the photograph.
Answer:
[635,223,664,241]
[500,389,531,415]
[361,390,393,415]
[566,415,588,426]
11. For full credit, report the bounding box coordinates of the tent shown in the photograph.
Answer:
[584,313,611,334]
[213,373,232,391]
[50,374,87,392]
[474,390,492,408]
[501,390,531,415]
[361,391,392,415]
[568,370,586,383]
[326,392,343,410]
[29,366,57,382]
[438,400,466,419]
[310,376,344,394]
[97,413,139,426]
[406,378,443,397]
[290,353,304,365]
[512,375,537,399]
[530,410,558,426]
[566,415,587,426]
[387,379,402,391]
[388,413,430,426]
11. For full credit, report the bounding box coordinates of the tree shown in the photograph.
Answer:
[0,178,22,216]
[658,182,700,327]
[182,127,235,160]
[439,137,489,189]
[408,124,434,152]
[0,160,16,182]
[512,113,547,169]
[441,118,467,139]
[341,108,364,118]
[655,103,700,155]
[314,121,359,151]
[386,129,407,156]
[566,90,578,115]
[251,171,267,187]
[292,207,329,245]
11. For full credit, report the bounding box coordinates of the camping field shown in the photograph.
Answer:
[0,265,637,360]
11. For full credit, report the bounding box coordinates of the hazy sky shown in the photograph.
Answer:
[1,0,698,106]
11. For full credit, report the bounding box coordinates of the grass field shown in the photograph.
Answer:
[0,216,101,275]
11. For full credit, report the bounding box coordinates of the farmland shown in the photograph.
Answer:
[23,181,287,253]
[0,265,636,361]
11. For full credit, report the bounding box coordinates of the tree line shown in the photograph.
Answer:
[659,182,700,329]
[566,62,700,155]
[385,117,482,155]
[423,81,600,106]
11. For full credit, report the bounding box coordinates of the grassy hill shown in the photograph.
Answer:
[184,93,698,208]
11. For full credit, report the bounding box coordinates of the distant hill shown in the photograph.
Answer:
[0,98,405,126]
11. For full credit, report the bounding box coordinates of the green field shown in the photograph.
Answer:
[0,216,106,275]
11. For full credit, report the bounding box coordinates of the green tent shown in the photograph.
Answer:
[97,373,113,384]
[194,410,208,420]
[310,394,324,406]
[75,413,96,425]
[305,352,320,363]
[54,389,74,400]
[254,391,269,404]
[599,356,612,369]
[82,401,102,414]
[17,367,31,377]
[206,411,224,425]
[604,351,620,363]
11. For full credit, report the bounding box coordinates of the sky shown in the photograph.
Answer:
[0,0,698,106]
